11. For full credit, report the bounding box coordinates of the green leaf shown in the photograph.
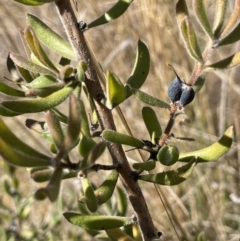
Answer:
[193,0,213,38]
[0,118,51,160]
[16,65,34,83]
[2,82,77,114]
[132,89,170,109]
[218,22,240,46]
[176,0,189,26]
[26,75,57,89]
[106,228,134,241]
[35,165,63,202]
[79,99,91,137]
[220,0,240,37]
[105,70,126,109]
[27,14,75,60]
[0,104,21,117]
[179,126,233,162]
[132,159,156,171]
[10,53,57,77]
[0,138,51,167]
[55,94,81,161]
[25,82,65,97]
[138,158,196,185]
[102,130,144,148]
[24,26,59,73]
[205,52,240,70]
[30,167,77,182]
[142,106,162,143]
[78,135,97,158]
[88,0,134,28]
[94,170,119,205]
[13,0,51,6]
[180,16,202,61]
[0,81,25,97]
[45,111,65,151]
[213,0,227,37]
[117,187,128,216]
[63,213,134,230]
[125,40,150,98]
[80,176,98,212]
[19,29,32,60]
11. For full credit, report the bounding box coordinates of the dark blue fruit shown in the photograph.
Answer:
[168,77,183,103]
[179,87,195,106]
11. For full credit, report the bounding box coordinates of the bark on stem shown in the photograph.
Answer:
[55,0,159,240]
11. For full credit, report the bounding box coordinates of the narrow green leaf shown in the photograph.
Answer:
[13,0,45,6]
[2,83,77,114]
[26,75,57,89]
[80,176,98,212]
[24,27,59,73]
[88,0,134,28]
[45,111,65,151]
[0,81,25,97]
[102,130,144,148]
[132,89,170,109]
[125,40,150,98]
[19,29,32,61]
[51,108,68,124]
[0,105,21,117]
[78,135,96,158]
[94,170,119,205]
[218,22,240,46]
[25,82,65,97]
[30,167,77,182]
[0,118,51,160]
[79,99,91,137]
[63,213,134,230]
[176,0,189,26]
[117,187,128,216]
[10,53,57,77]
[16,65,34,83]
[76,61,86,82]
[132,159,156,171]
[193,0,213,38]
[205,52,240,70]
[180,16,202,61]
[220,0,240,37]
[105,70,126,109]
[139,159,196,185]
[0,138,51,167]
[142,106,162,143]
[25,82,64,97]
[27,14,75,60]
[179,126,233,162]
[55,94,81,160]
[213,0,227,37]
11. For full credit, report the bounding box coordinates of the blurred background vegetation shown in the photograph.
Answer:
[0,0,240,240]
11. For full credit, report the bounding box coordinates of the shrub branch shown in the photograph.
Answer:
[55,0,159,240]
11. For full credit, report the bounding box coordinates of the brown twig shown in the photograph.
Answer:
[54,0,159,240]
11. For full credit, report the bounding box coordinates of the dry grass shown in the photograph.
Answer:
[1,0,240,240]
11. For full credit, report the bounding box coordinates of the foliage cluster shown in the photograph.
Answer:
[1,0,240,240]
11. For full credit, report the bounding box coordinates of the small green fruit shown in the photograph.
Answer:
[157,145,179,166]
